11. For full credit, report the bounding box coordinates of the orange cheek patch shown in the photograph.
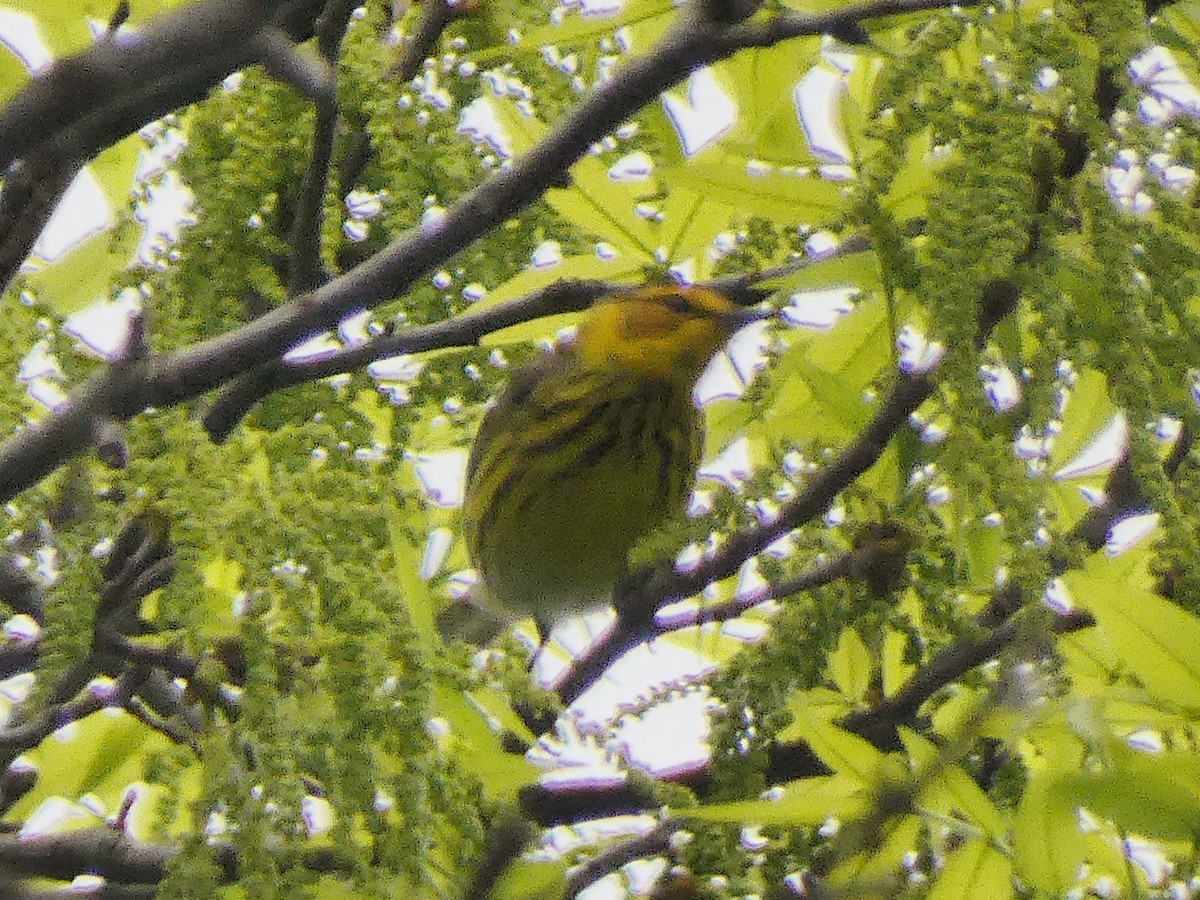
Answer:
[620,303,676,340]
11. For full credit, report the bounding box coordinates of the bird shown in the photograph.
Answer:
[444,283,771,640]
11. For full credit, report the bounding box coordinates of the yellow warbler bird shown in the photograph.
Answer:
[452,284,770,636]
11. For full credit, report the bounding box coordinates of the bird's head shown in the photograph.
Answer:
[577,285,772,383]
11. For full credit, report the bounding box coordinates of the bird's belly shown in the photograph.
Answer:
[481,449,677,618]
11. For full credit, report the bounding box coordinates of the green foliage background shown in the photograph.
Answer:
[2,0,1200,897]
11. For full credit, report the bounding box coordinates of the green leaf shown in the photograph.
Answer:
[433,685,538,802]
[792,718,886,783]
[884,132,943,220]
[683,773,868,826]
[900,729,1004,839]
[1047,369,1117,474]
[490,858,568,900]
[714,42,822,168]
[1070,743,1200,841]
[1154,3,1200,67]
[25,221,139,316]
[828,814,922,891]
[1012,772,1085,895]
[659,153,845,225]
[771,249,886,296]
[385,498,437,646]
[1069,550,1200,712]
[927,838,1013,900]
[778,687,850,742]
[753,296,890,449]
[507,0,675,56]
[828,627,872,704]
[491,251,646,308]
[881,629,914,698]
[487,95,548,157]
[552,155,662,253]
[7,711,171,824]
[0,46,31,107]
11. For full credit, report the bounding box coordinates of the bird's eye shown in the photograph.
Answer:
[664,294,691,314]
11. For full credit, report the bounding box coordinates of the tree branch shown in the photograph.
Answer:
[0,0,325,296]
[387,0,471,84]
[0,0,323,171]
[0,828,172,885]
[286,0,359,297]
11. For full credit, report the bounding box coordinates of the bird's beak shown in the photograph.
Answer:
[721,304,774,331]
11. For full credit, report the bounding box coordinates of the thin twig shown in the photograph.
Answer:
[563,821,677,899]
[463,813,536,900]
[387,0,466,84]
[125,696,201,753]
[286,0,359,296]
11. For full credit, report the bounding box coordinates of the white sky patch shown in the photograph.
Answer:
[695,353,743,406]
[563,0,625,15]
[529,716,622,776]
[26,377,67,412]
[32,168,113,262]
[723,617,768,643]
[412,450,467,509]
[1126,728,1164,754]
[1106,512,1160,557]
[695,321,769,405]
[134,170,195,265]
[783,287,858,329]
[607,151,653,182]
[301,795,333,837]
[84,14,137,44]
[17,339,62,382]
[981,363,1022,412]
[1123,836,1173,888]
[0,671,34,704]
[282,332,341,365]
[1053,412,1128,480]
[457,96,512,158]
[134,124,187,182]
[532,611,618,688]
[896,325,944,375]
[0,8,52,73]
[1042,578,1073,614]
[337,309,371,347]
[345,188,385,220]
[614,691,710,778]
[661,68,736,157]
[63,287,143,361]
[804,230,840,259]
[20,797,91,838]
[667,257,695,285]
[420,528,453,580]
[3,614,39,643]
[368,353,423,382]
[820,38,857,75]
[795,66,851,164]
[735,556,769,605]
[698,435,753,490]
[530,239,563,269]
[1128,45,1200,123]
[1102,151,1154,216]
[567,638,717,725]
